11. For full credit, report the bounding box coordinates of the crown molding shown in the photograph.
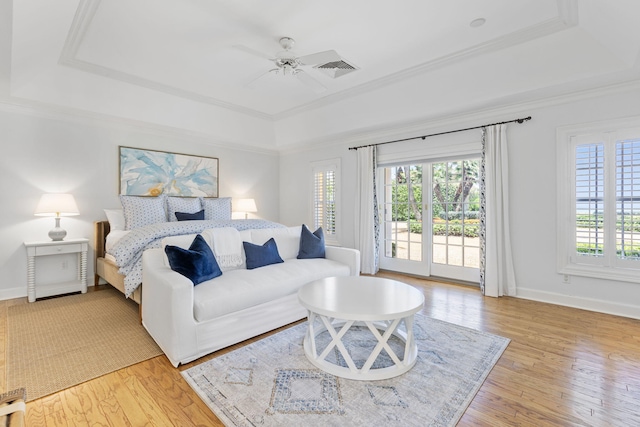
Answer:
[0,95,279,156]
[59,0,272,121]
[278,76,640,154]
[58,0,580,123]
[273,0,579,121]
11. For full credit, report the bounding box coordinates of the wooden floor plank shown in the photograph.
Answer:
[1,273,637,426]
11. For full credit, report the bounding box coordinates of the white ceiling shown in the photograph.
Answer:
[5,0,640,147]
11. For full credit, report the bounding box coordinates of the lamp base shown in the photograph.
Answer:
[49,217,67,241]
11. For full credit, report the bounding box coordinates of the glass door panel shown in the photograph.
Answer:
[378,158,480,283]
[380,165,426,275]
[430,159,480,282]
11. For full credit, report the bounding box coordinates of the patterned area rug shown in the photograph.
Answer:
[182,314,510,426]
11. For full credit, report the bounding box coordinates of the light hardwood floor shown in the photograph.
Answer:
[4,272,640,426]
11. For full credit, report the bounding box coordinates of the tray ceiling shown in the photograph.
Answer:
[5,0,640,146]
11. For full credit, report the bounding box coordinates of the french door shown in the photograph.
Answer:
[379,158,481,283]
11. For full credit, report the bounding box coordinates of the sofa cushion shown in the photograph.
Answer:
[175,209,205,221]
[250,226,301,260]
[297,224,325,259]
[164,234,222,285]
[243,238,284,270]
[193,258,351,322]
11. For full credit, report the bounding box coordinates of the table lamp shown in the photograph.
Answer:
[34,193,79,241]
[234,198,257,219]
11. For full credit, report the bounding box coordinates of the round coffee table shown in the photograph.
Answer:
[298,276,424,381]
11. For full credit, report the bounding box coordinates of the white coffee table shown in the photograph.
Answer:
[298,276,424,381]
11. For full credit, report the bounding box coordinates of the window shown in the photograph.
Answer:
[311,159,340,245]
[557,117,640,282]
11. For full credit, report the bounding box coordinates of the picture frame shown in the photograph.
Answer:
[119,146,219,197]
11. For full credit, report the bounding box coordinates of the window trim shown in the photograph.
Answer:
[311,158,341,246]
[557,116,640,283]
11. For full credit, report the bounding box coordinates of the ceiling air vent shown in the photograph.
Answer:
[313,58,359,78]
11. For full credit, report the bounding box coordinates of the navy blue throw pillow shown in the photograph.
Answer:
[297,224,325,259]
[243,238,284,270]
[175,209,205,221]
[164,234,222,285]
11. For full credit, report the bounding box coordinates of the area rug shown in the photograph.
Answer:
[6,288,162,401]
[182,314,510,427]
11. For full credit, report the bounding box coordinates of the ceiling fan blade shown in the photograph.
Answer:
[296,70,327,94]
[298,50,341,65]
[232,44,274,60]
[244,68,276,88]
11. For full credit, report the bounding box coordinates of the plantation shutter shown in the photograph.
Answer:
[312,159,340,245]
[575,142,605,258]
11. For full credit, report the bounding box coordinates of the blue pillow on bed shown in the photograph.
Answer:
[175,209,205,221]
[164,234,222,285]
[297,224,325,259]
[243,238,284,270]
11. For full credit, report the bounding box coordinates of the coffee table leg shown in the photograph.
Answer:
[306,310,318,357]
[318,316,357,372]
[361,318,403,373]
[404,314,415,366]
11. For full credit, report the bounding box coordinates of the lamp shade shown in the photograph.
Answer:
[34,193,79,217]
[234,198,257,213]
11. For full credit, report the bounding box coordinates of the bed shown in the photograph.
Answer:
[93,195,285,305]
[94,220,142,303]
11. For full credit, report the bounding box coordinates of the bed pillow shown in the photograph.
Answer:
[175,209,205,221]
[120,195,167,230]
[164,234,222,285]
[243,238,283,270]
[201,197,232,221]
[167,197,202,222]
[104,209,126,231]
[297,224,326,259]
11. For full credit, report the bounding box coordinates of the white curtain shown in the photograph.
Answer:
[481,124,517,297]
[355,146,380,274]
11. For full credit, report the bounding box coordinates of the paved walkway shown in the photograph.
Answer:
[388,229,480,268]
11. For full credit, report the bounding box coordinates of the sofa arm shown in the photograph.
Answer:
[142,248,198,367]
[325,246,361,276]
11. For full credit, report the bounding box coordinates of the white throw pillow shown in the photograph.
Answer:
[104,209,126,231]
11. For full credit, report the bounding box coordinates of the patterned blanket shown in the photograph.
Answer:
[110,219,286,297]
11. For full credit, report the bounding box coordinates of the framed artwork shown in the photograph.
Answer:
[119,146,219,197]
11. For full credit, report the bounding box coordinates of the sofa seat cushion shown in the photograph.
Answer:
[192,258,350,322]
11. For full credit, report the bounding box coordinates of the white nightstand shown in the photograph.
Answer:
[24,238,89,302]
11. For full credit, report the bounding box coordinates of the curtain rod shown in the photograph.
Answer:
[348,116,532,151]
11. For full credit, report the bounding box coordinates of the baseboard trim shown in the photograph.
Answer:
[0,288,26,301]
[516,287,640,320]
[0,284,96,302]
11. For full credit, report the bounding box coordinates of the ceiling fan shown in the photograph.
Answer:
[235,37,342,94]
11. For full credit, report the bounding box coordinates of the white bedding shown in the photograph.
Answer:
[105,230,130,254]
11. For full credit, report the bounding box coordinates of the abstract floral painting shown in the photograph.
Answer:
[119,146,218,197]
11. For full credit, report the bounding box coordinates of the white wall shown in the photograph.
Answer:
[507,87,640,319]
[279,85,640,319]
[0,104,279,300]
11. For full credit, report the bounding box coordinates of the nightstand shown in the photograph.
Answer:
[24,238,89,302]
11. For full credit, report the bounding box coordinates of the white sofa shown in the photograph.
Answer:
[141,226,360,367]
